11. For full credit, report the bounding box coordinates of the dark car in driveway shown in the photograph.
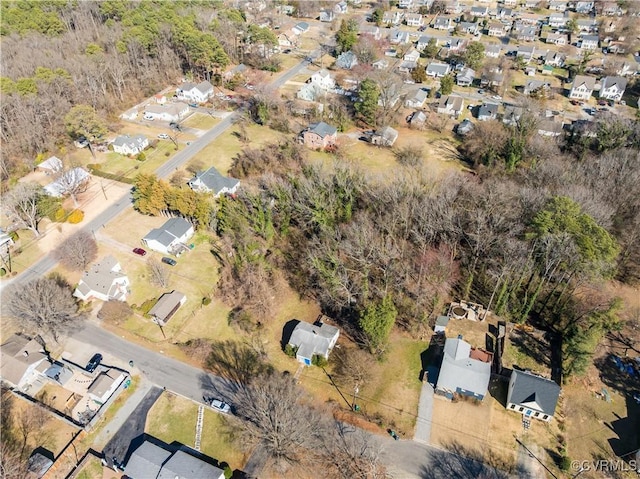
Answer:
[86,353,102,372]
[132,248,147,256]
[161,257,177,266]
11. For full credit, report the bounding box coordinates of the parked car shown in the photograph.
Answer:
[478,89,485,94]
[210,399,231,414]
[143,114,154,120]
[132,247,147,256]
[86,353,103,372]
[169,122,182,131]
[161,257,177,266]
[491,94,502,101]
[157,133,169,139]
[188,103,198,108]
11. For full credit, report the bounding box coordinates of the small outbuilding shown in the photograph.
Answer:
[149,291,187,326]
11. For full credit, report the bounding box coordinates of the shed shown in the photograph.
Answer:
[149,291,187,326]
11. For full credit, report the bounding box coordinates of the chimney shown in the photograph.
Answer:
[23,351,29,357]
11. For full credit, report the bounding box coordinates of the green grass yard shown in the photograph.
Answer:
[99,141,186,179]
[182,113,220,130]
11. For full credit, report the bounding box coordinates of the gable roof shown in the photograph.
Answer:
[44,167,90,197]
[196,80,213,94]
[88,370,120,398]
[507,370,560,415]
[77,255,126,297]
[158,450,224,479]
[0,335,47,386]
[426,62,450,75]
[149,291,186,323]
[572,75,596,90]
[190,167,239,195]
[308,121,337,138]
[601,76,628,91]
[38,156,63,172]
[125,441,171,479]
[479,103,499,117]
[113,134,147,149]
[436,338,491,397]
[144,218,193,247]
[289,321,339,359]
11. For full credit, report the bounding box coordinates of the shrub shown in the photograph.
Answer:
[0,268,6,276]
[312,354,328,367]
[8,231,18,242]
[138,298,157,316]
[87,163,102,171]
[164,151,171,157]
[559,455,571,471]
[228,308,257,333]
[202,297,212,306]
[222,464,232,479]
[53,208,67,222]
[98,301,133,324]
[136,152,146,162]
[67,209,84,223]
[284,344,298,357]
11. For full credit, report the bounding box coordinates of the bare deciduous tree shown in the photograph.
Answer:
[322,423,387,479]
[147,258,170,288]
[394,145,423,167]
[53,165,90,207]
[2,183,46,237]
[4,276,84,342]
[98,300,133,324]
[331,347,374,391]
[53,230,97,271]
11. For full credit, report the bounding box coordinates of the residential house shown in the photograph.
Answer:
[372,58,389,69]
[223,63,248,81]
[445,0,463,14]
[568,75,596,100]
[487,21,507,37]
[485,44,502,58]
[112,134,149,156]
[537,119,564,136]
[149,291,187,326]
[599,76,628,102]
[142,217,195,256]
[300,121,338,150]
[495,7,513,19]
[448,38,466,53]
[292,22,309,35]
[524,79,550,96]
[478,102,499,121]
[0,334,48,390]
[607,42,627,55]
[436,94,464,118]
[426,62,451,78]
[523,0,539,8]
[405,13,424,27]
[435,337,492,400]
[359,24,381,40]
[389,29,411,44]
[382,10,403,26]
[398,59,418,73]
[417,35,435,51]
[176,81,214,103]
[456,67,476,87]
[405,88,429,108]
[310,69,336,90]
[433,16,453,30]
[124,438,225,479]
[470,5,489,17]
[580,35,599,51]
[503,105,524,125]
[319,9,335,22]
[143,102,190,122]
[371,126,399,146]
[404,48,420,63]
[335,51,359,69]
[548,1,568,11]
[546,33,568,45]
[506,370,560,422]
[408,110,427,127]
[277,31,297,48]
[503,0,517,6]
[517,45,537,63]
[545,51,565,67]
[37,156,62,174]
[44,167,90,198]
[576,18,597,33]
[598,1,622,16]
[121,108,138,121]
[548,12,568,28]
[335,1,348,14]
[516,26,538,42]
[297,83,320,101]
[575,1,594,14]
[399,0,414,8]
[287,319,340,365]
[188,166,240,198]
[74,255,130,302]
[88,370,126,404]
[458,21,480,35]
[154,93,167,104]
[519,13,541,25]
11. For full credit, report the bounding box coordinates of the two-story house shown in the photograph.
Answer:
[433,16,453,30]
[405,13,424,27]
[599,76,628,102]
[112,134,149,156]
[426,62,451,78]
[436,94,464,118]
[310,69,336,90]
[580,35,599,51]
[300,122,338,150]
[568,75,596,100]
[176,80,214,103]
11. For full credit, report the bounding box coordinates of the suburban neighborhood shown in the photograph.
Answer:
[0,0,639,478]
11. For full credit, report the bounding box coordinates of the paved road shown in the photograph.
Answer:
[101,384,162,469]
[0,54,315,292]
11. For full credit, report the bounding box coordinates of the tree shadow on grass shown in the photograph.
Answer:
[508,329,551,369]
[418,440,512,478]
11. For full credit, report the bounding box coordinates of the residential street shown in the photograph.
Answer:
[0,54,315,292]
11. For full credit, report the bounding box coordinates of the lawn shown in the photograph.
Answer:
[75,455,105,479]
[98,141,185,179]
[182,112,220,130]
[146,392,248,471]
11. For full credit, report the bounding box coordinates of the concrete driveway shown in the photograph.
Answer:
[414,382,434,444]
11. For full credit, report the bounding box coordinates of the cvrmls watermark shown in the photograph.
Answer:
[571,459,638,473]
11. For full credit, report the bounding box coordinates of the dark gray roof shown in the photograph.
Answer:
[507,370,560,415]
[158,450,224,479]
[601,76,628,91]
[426,62,450,75]
[196,80,213,94]
[144,218,193,247]
[479,103,498,117]
[125,441,170,479]
[189,166,239,194]
[309,121,337,138]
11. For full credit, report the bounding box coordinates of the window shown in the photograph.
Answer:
[534,412,540,417]
[510,404,516,409]
[542,414,549,420]
[518,407,524,412]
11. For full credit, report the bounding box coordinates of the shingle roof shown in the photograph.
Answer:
[190,167,239,195]
[158,450,224,479]
[479,103,499,117]
[124,441,170,479]
[0,335,47,386]
[196,80,213,94]
[144,218,193,247]
[436,338,491,397]
[601,76,628,91]
[77,255,125,296]
[149,291,186,323]
[309,121,337,138]
[572,75,596,90]
[507,370,560,415]
[289,321,339,359]
[113,134,147,149]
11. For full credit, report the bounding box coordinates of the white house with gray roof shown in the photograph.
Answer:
[142,218,194,256]
[599,76,628,102]
[176,80,214,103]
[112,134,149,156]
[435,337,492,400]
[288,320,340,365]
[144,102,190,122]
[507,370,560,422]
[426,62,451,78]
[569,75,596,100]
[188,166,240,198]
[74,256,130,302]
